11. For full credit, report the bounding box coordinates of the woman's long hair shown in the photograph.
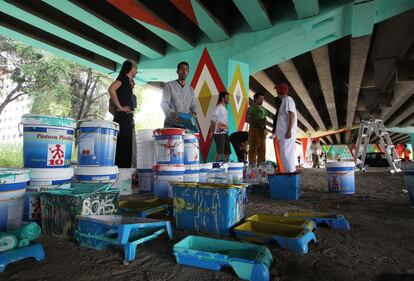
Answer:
[116,60,134,80]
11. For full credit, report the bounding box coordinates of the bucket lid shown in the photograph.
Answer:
[0,168,30,184]
[326,161,355,168]
[78,119,119,131]
[153,128,185,137]
[22,114,76,128]
[184,133,200,140]
[74,166,119,176]
[30,167,74,180]
[153,164,185,172]
[227,162,245,168]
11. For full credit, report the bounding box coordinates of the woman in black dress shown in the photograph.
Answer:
[108,60,137,168]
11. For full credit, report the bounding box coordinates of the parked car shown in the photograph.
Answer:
[361,152,389,167]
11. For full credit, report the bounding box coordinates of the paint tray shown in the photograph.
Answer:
[0,243,45,272]
[119,199,171,218]
[233,221,316,254]
[173,235,272,281]
[283,212,350,230]
[75,215,173,261]
[246,214,316,231]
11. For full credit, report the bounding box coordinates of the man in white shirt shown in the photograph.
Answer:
[274,83,297,173]
[210,92,230,161]
[161,61,198,128]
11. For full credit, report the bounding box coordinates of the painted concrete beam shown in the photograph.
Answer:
[252,71,315,132]
[382,81,414,123]
[278,60,326,131]
[388,103,414,127]
[311,45,339,130]
[1,0,137,64]
[345,35,371,143]
[335,134,341,144]
[0,25,114,73]
[42,0,164,59]
[352,0,376,37]
[401,115,414,127]
[190,0,230,42]
[326,135,334,144]
[292,0,320,19]
[232,0,271,31]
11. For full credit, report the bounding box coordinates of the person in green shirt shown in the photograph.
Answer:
[246,92,267,165]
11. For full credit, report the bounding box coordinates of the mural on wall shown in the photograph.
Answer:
[228,61,249,132]
[191,48,226,162]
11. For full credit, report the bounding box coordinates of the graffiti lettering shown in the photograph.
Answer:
[81,198,116,215]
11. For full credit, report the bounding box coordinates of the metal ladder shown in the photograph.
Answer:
[354,119,401,173]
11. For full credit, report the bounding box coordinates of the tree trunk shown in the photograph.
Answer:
[76,69,92,121]
[0,80,24,115]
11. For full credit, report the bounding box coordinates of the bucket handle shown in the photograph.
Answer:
[18,122,23,137]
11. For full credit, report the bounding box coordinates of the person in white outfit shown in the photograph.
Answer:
[210,91,230,161]
[274,83,297,173]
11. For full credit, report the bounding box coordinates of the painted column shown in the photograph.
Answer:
[411,134,414,160]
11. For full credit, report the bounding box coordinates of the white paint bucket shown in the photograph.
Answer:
[153,164,185,198]
[153,128,185,165]
[74,166,118,183]
[199,163,213,183]
[227,162,244,184]
[184,164,199,182]
[25,167,73,221]
[114,168,134,195]
[326,161,355,194]
[136,129,156,169]
[184,133,200,165]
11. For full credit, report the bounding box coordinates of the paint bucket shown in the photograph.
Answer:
[77,120,119,166]
[402,162,414,206]
[0,169,30,231]
[184,164,199,182]
[153,164,185,198]
[136,129,156,169]
[153,128,185,165]
[199,163,213,183]
[137,169,153,193]
[227,162,245,184]
[184,133,199,165]
[22,114,76,168]
[74,166,118,183]
[24,167,73,221]
[114,168,133,195]
[326,161,355,194]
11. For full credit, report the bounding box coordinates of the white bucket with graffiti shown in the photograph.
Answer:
[184,164,199,182]
[24,167,73,221]
[227,162,244,184]
[74,166,118,183]
[153,164,184,198]
[136,129,156,169]
[199,163,213,183]
[0,169,30,231]
[153,128,185,165]
[184,133,200,165]
[114,168,133,195]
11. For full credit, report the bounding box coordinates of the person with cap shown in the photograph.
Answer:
[246,92,267,165]
[161,61,198,128]
[273,83,297,173]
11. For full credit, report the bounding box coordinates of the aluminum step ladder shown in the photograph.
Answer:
[354,119,401,173]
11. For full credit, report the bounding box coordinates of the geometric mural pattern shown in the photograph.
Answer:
[228,64,248,131]
[191,48,226,161]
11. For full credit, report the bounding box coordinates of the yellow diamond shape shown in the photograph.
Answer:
[198,81,212,117]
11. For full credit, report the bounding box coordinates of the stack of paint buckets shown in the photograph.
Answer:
[0,168,30,231]
[153,128,188,198]
[21,114,76,222]
[74,120,120,193]
[136,129,156,193]
[184,133,200,182]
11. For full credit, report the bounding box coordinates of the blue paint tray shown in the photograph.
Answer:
[283,212,350,230]
[233,221,316,254]
[0,243,45,272]
[75,215,173,261]
[172,182,247,236]
[173,235,272,281]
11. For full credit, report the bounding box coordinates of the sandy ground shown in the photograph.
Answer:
[1,168,413,281]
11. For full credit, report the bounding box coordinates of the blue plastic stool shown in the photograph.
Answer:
[0,243,45,272]
[75,215,173,262]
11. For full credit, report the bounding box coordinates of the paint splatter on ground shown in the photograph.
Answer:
[1,168,413,281]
